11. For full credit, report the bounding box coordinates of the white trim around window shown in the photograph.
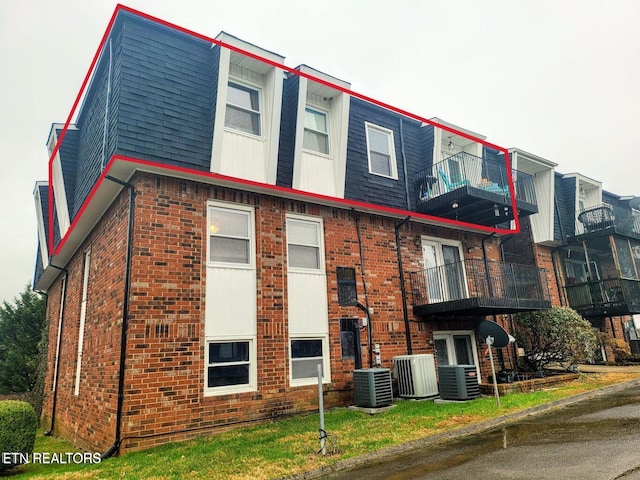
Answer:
[207,202,255,269]
[302,106,330,155]
[290,335,331,386]
[205,337,257,395]
[365,122,398,179]
[286,214,325,273]
[224,80,262,137]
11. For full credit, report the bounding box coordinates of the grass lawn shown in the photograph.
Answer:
[7,372,639,480]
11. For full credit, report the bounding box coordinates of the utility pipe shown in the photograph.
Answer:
[102,175,135,459]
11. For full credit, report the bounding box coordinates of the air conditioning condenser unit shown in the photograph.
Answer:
[438,364,480,401]
[393,354,438,398]
[353,368,393,408]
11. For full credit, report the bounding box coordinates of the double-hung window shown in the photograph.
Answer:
[225,81,261,136]
[208,206,252,265]
[207,341,251,388]
[365,123,397,179]
[287,217,322,270]
[303,107,329,154]
[291,338,326,380]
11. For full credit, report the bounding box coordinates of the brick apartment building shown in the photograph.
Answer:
[32,6,638,454]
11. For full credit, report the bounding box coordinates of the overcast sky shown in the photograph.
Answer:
[1,0,638,304]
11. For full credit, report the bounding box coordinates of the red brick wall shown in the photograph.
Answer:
[41,191,129,452]
[45,172,525,453]
[533,244,563,307]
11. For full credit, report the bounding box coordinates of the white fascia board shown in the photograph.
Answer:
[295,64,351,93]
[428,117,486,141]
[561,172,602,188]
[508,148,558,169]
[214,31,285,65]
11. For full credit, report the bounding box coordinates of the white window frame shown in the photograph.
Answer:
[302,106,330,156]
[224,80,262,137]
[433,330,481,380]
[421,236,468,303]
[205,337,257,395]
[74,248,91,396]
[365,122,398,179]
[207,202,255,269]
[290,335,330,386]
[286,215,325,273]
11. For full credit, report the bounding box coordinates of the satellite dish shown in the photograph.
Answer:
[478,320,514,348]
[629,197,640,210]
[479,320,516,407]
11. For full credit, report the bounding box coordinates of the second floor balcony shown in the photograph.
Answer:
[564,277,640,317]
[409,258,551,318]
[573,203,640,240]
[412,152,538,227]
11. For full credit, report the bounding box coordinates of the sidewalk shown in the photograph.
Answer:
[578,364,640,373]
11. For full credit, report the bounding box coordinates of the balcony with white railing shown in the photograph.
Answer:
[412,152,537,226]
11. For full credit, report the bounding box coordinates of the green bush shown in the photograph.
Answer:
[0,400,38,473]
[513,307,598,372]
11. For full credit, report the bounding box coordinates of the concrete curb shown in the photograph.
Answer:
[280,377,640,480]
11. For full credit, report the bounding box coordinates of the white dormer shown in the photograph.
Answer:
[563,172,602,212]
[47,123,78,240]
[291,65,351,198]
[429,118,485,163]
[427,118,486,192]
[510,148,557,244]
[33,181,50,269]
[210,32,285,184]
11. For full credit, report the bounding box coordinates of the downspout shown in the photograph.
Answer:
[550,246,566,307]
[399,119,411,210]
[43,265,68,436]
[102,175,135,459]
[353,211,374,368]
[394,216,413,355]
[482,233,497,297]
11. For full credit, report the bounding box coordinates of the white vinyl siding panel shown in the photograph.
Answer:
[51,153,71,236]
[530,168,555,243]
[221,129,267,183]
[297,151,338,196]
[74,249,91,396]
[205,267,257,338]
[287,271,329,335]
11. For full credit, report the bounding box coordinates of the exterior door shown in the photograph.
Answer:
[434,331,481,379]
[422,238,466,303]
